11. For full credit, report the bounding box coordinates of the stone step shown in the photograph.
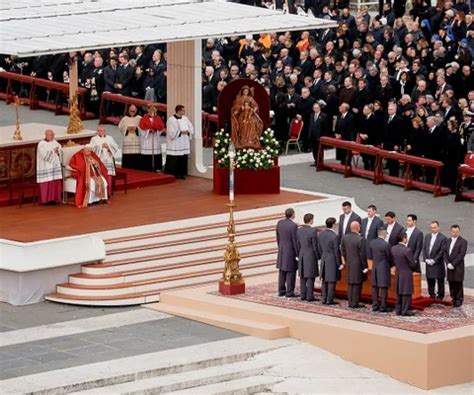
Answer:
[73,359,274,394]
[83,238,276,275]
[103,213,282,245]
[166,375,282,395]
[103,231,275,262]
[106,219,278,251]
[57,261,277,297]
[0,336,292,394]
[70,250,277,285]
[155,301,289,340]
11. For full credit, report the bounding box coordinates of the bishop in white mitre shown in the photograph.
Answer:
[165,105,194,179]
[36,129,63,205]
[89,125,119,176]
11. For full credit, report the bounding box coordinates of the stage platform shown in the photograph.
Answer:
[0,168,176,207]
[148,274,474,390]
[0,178,319,242]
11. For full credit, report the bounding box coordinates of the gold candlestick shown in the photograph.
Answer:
[67,92,84,134]
[222,201,243,284]
[12,96,23,141]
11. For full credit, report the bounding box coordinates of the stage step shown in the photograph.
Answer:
[72,359,275,394]
[46,213,281,306]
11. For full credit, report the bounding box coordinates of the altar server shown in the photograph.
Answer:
[118,105,141,170]
[165,104,194,179]
[36,129,63,205]
[89,125,119,176]
[139,104,165,172]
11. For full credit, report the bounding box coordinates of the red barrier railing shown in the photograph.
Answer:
[0,71,89,118]
[317,136,450,197]
[455,165,474,202]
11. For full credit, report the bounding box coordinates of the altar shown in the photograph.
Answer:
[0,122,95,181]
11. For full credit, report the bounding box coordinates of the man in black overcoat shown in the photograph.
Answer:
[444,225,468,307]
[318,217,341,305]
[423,221,447,300]
[297,213,320,302]
[276,208,299,297]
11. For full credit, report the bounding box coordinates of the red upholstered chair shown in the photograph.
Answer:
[112,168,128,195]
[285,118,304,155]
[464,153,474,167]
[8,165,38,208]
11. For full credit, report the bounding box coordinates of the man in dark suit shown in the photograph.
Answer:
[115,53,134,97]
[405,214,423,273]
[308,102,330,167]
[334,102,356,163]
[297,213,320,302]
[444,225,468,307]
[359,104,380,170]
[361,204,384,250]
[341,221,368,308]
[392,233,417,316]
[318,217,341,305]
[382,103,405,176]
[338,201,362,236]
[425,116,446,183]
[276,208,299,297]
[384,211,405,247]
[423,221,447,300]
[368,228,393,312]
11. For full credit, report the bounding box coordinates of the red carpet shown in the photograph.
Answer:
[0,168,175,207]
[216,282,474,334]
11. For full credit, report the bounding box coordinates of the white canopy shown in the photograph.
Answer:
[0,0,336,57]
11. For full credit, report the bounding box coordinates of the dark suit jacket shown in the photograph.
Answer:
[407,227,424,272]
[338,211,362,236]
[317,229,341,283]
[423,232,447,279]
[383,114,405,150]
[334,112,356,142]
[341,232,367,284]
[361,216,384,242]
[115,64,134,96]
[297,225,320,279]
[444,236,468,282]
[359,114,380,146]
[368,237,393,288]
[276,218,298,272]
[387,222,405,247]
[308,112,330,142]
[391,243,417,295]
[103,65,117,93]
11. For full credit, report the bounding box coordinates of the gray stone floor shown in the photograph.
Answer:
[0,316,240,380]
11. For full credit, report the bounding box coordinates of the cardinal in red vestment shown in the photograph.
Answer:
[69,145,111,208]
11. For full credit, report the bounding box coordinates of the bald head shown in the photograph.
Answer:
[44,129,55,141]
[350,221,361,233]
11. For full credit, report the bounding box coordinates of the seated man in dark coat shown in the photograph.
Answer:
[368,227,393,312]
[391,233,417,316]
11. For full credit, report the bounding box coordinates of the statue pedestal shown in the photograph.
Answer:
[213,160,280,195]
[219,279,245,295]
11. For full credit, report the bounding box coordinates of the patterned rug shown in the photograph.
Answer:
[215,282,474,334]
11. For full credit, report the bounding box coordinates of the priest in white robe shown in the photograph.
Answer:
[118,104,141,169]
[89,125,119,176]
[165,105,194,179]
[36,129,63,205]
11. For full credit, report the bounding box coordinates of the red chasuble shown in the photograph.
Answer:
[139,114,165,132]
[69,149,111,208]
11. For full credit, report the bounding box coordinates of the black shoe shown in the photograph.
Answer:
[322,300,327,305]
[286,293,299,298]
[327,301,339,305]
[372,306,380,312]
[278,293,286,297]
[402,311,416,316]
[350,304,365,309]
[309,163,316,167]
[306,298,318,302]
[436,296,444,301]
[300,297,306,301]
[453,302,462,308]
[379,307,392,313]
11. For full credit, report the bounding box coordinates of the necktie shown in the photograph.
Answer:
[314,113,319,122]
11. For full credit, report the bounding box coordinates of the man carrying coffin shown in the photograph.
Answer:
[138,104,165,172]
[165,105,194,179]
[89,125,119,177]
[69,145,110,208]
[36,129,63,205]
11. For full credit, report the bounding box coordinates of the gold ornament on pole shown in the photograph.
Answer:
[12,96,23,141]
[67,92,84,134]
[219,143,245,295]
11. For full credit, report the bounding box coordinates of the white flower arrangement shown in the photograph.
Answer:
[214,128,279,170]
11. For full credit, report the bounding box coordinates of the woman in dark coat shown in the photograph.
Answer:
[442,119,464,193]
